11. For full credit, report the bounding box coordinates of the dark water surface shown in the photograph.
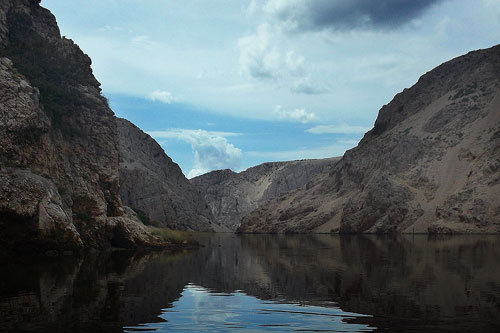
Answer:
[1,234,500,332]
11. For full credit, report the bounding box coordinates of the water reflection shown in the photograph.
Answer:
[1,234,499,331]
[125,284,372,332]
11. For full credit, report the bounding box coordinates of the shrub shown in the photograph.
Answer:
[150,227,197,245]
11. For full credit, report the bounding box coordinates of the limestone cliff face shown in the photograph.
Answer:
[191,158,339,231]
[116,118,223,232]
[0,0,166,251]
[239,45,500,234]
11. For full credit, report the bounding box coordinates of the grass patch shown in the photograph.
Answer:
[150,227,197,246]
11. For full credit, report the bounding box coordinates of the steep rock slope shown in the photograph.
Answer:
[191,158,339,231]
[117,118,224,232]
[239,45,500,234]
[0,0,163,251]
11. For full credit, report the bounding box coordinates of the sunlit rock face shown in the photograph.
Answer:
[238,45,500,234]
[191,158,339,231]
[116,118,222,232]
[0,0,167,251]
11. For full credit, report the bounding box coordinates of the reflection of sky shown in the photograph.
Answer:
[124,283,374,332]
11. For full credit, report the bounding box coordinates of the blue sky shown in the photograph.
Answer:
[42,0,500,177]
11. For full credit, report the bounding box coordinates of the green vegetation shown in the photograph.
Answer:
[150,227,197,246]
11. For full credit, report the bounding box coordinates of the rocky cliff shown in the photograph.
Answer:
[117,118,224,232]
[191,158,339,230]
[0,0,209,252]
[238,45,500,234]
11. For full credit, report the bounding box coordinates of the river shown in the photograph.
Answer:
[1,234,499,332]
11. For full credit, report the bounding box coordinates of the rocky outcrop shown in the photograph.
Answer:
[238,45,500,234]
[117,118,224,232]
[0,0,185,251]
[191,158,339,231]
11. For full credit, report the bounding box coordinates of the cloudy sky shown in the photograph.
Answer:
[43,0,500,178]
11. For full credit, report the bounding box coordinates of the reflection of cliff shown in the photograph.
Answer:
[238,235,500,331]
[139,234,500,331]
[1,235,499,331]
[120,234,280,325]
[0,251,184,332]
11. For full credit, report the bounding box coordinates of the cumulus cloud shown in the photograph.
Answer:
[238,24,281,79]
[264,0,444,32]
[149,90,177,104]
[305,123,371,134]
[238,26,328,95]
[274,105,318,123]
[148,129,242,178]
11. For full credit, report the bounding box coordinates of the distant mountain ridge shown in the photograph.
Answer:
[117,118,225,232]
[238,44,500,234]
[191,158,339,231]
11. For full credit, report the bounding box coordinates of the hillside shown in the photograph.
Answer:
[0,0,215,252]
[191,158,339,230]
[117,118,225,232]
[238,45,500,234]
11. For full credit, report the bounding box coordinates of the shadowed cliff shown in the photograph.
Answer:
[0,0,215,252]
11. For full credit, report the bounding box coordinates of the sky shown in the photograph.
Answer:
[42,0,500,178]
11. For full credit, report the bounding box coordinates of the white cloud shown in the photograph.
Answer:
[290,77,327,95]
[306,124,371,135]
[131,35,156,47]
[45,0,500,125]
[263,0,302,14]
[237,26,328,95]
[149,90,177,104]
[483,0,500,15]
[98,25,123,32]
[238,24,281,79]
[148,129,242,178]
[149,129,241,139]
[246,141,358,160]
[274,105,318,123]
[246,0,258,16]
[285,51,305,76]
